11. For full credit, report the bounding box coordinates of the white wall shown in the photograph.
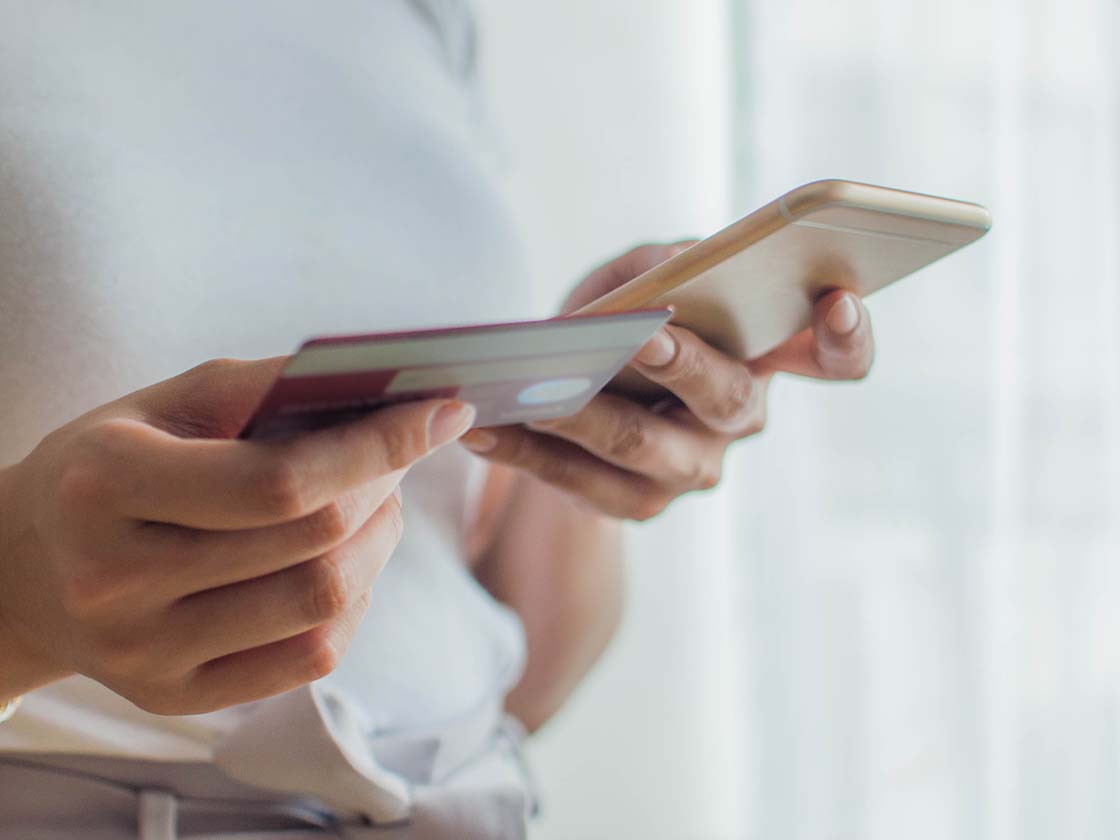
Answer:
[476,3,746,838]
[478,2,1120,839]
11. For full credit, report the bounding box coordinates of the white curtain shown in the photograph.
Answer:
[480,1,1120,838]
[734,0,1120,838]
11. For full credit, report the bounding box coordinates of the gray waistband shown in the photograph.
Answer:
[0,745,531,839]
[0,756,332,839]
[0,685,534,839]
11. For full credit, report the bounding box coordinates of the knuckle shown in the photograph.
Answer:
[68,422,144,501]
[381,495,406,546]
[680,454,725,492]
[61,566,130,620]
[716,373,755,429]
[72,419,142,483]
[378,421,426,472]
[606,413,650,462]
[353,588,373,613]
[84,417,148,462]
[631,493,671,523]
[505,434,576,488]
[502,432,532,466]
[690,458,723,491]
[303,499,354,548]
[743,410,767,437]
[301,629,342,681]
[303,556,352,623]
[534,452,574,488]
[188,357,240,382]
[738,397,768,439]
[498,432,537,471]
[164,359,245,437]
[85,416,137,446]
[256,459,308,518]
[57,462,110,511]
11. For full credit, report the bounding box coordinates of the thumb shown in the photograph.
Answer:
[297,398,477,477]
[133,356,290,439]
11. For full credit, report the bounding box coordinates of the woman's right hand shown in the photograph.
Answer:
[0,358,475,715]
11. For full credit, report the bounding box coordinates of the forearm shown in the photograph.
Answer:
[476,473,624,733]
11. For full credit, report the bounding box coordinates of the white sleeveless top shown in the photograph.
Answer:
[0,0,529,759]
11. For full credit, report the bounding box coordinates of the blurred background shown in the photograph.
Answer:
[477,1,1120,839]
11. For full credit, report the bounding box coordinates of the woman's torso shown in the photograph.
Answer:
[0,0,530,759]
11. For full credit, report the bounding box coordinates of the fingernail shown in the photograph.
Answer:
[391,484,403,504]
[634,328,677,367]
[826,295,860,336]
[428,402,476,448]
[460,429,497,453]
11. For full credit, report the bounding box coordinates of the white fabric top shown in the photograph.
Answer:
[0,0,530,760]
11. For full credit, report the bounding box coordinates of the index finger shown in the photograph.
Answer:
[100,399,475,529]
[629,324,762,435]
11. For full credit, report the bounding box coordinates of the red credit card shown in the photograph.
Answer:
[240,309,672,440]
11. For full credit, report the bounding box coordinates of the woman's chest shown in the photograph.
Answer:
[0,0,530,458]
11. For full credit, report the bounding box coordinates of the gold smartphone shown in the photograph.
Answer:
[575,179,991,397]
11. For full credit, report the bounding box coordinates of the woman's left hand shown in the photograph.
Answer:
[459,242,875,521]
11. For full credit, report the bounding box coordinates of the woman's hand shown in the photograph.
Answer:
[0,359,474,713]
[460,242,874,521]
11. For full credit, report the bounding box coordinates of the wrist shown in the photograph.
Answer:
[0,627,68,703]
[0,463,71,702]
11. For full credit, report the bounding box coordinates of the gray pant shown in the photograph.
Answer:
[0,687,534,839]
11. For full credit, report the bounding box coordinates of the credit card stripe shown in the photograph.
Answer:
[283,313,667,377]
[385,349,625,392]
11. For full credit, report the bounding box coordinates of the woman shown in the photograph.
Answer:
[0,2,874,837]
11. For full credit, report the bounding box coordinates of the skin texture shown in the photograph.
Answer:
[0,358,475,712]
[466,242,876,730]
